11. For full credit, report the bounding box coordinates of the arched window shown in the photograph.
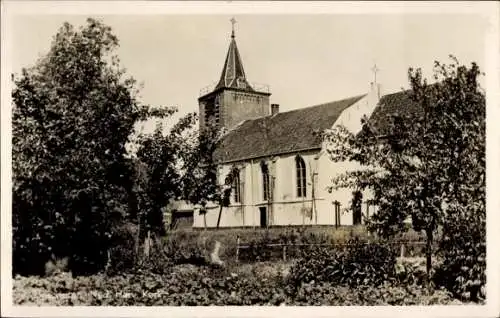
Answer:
[261,162,270,201]
[296,156,307,198]
[232,169,241,203]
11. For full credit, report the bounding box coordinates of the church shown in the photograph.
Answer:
[192,21,418,229]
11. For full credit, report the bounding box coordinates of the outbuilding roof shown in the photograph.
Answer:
[367,90,423,135]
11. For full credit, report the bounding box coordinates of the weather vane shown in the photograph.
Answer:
[230,17,237,38]
[371,63,380,85]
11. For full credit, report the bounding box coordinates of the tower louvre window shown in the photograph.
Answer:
[214,96,220,124]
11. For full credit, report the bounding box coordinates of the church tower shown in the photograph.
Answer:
[198,18,271,131]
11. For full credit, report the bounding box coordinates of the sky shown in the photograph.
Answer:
[9,13,489,130]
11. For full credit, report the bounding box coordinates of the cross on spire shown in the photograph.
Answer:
[216,17,250,90]
[371,63,380,84]
[230,17,237,38]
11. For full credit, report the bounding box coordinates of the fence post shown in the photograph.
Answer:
[400,243,405,258]
[236,236,240,263]
[283,245,287,262]
[144,230,151,258]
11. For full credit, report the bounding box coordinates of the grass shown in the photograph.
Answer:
[161,225,427,264]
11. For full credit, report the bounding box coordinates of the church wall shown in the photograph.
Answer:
[336,84,380,132]
[192,149,368,228]
[317,88,380,226]
[267,152,320,226]
[317,154,375,226]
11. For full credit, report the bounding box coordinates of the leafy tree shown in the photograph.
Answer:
[12,18,170,275]
[180,119,219,206]
[132,111,197,237]
[178,119,219,228]
[180,119,236,229]
[324,57,485,288]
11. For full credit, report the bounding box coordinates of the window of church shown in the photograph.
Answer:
[296,156,307,198]
[261,162,270,201]
[232,169,241,203]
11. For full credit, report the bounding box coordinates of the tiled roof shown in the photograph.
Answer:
[366,90,424,135]
[213,94,366,163]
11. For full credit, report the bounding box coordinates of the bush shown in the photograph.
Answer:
[107,223,176,275]
[433,206,486,302]
[106,223,139,274]
[290,281,457,306]
[44,256,69,276]
[394,257,442,287]
[287,240,397,289]
[161,232,212,265]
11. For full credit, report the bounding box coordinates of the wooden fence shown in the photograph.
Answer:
[234,237,427,262]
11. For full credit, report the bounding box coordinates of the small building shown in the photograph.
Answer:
[165,201,198,230]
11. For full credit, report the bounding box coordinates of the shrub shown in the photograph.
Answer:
[107,223,176,275]
[433,205,486,302]
[161,231,212,265]
[44,256,69,276]
[290,281,457,306]
[287,240,397,289]
[394,257,442,286]
[106,223,138,274]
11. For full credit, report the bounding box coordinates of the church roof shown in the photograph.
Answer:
[213,94,366,163]
[215,30,255,92]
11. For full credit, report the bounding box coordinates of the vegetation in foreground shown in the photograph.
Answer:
[14,242,468,306]
[14,266,460,306]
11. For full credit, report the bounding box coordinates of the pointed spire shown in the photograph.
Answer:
[215,18,254,91]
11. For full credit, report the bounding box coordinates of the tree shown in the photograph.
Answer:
[324,57,485,288]
[180,119,219,205]
[179,119,219,229]
[12,18,170,275]
[132,111,197,237]
[215,167,238,228]
[180,119,236,229]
